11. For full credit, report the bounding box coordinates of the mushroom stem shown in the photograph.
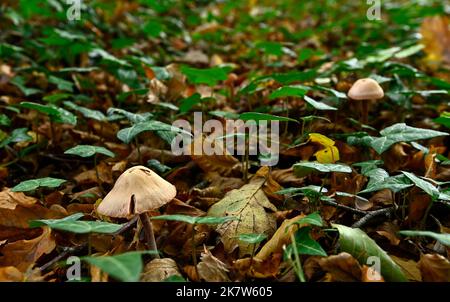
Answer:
[361,100,369,124]
[139,213,160,258]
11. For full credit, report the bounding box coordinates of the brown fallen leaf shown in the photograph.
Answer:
[0,227,56,272]
[190,136,242,177]
[0,188,38,209]
[418,254,450,282]
[376,222,401,246]
[391,255,422,282]
[370,189,394,206]
[73,161,113,185]
[0,266,23,281]
[197,247,230,282]
[420,16,450,69]
[208,174,277,257]
[90,264,109,282]
[382,143,411,172]
[319,252,362,282]
[255,166,284,203]
[233,253,282,279]
[255,214,304,262]
[407,188,432,225]
[141,258,182,282]
[271,168,305,187]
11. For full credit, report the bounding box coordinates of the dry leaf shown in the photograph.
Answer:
[255,214,304,262]
[233,253,282,278]
[141,258,182,282]
[271,168,305,187]
[0,227,56,272]
[190,136,242,176]
[0,266,24,281]
[319,252,362,282]
[391,255,422,282]
[418,254,450,282]
[420,16,450,68]
[208,176,277,257]
[197,248,230,282]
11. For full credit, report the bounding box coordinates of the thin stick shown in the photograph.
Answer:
[191,224,199,280]
[351,206,406,228]
[39,245,85,272]
[139,213,160,259]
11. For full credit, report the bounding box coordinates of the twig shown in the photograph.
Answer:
[351,206,406,228]
[112,216,138,236]
[39,245,85,272]
[321,199,367,215]
[39,216,139,272]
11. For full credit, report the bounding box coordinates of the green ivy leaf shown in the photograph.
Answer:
[117,120,189,144]
[332,224,408,282]
[83,251,156,282]
[151,214,237,225]
[29,213,123,234]
[303,96,337,111]
[12,177,67,192]
[65,145,115,158]
[180,66,230,86]
[269,85,308,100]
[293,162,352,177]
[20,102,77,125]
[398,230,450,247]
[237,233,268,244]
[239,112,299,123]
[401,171,439,200]
[370,123,448,154]
[64,101,106,121]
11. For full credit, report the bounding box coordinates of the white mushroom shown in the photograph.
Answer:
[97,165,176,257]
[347,78,384,124]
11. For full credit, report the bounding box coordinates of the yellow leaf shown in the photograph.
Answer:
[314,146,340,164]
[308,133,335,147]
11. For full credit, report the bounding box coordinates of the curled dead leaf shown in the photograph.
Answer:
[418,253,450,282]
[0,227,56,272]
[319,252,362,282]
[197,248,230,282]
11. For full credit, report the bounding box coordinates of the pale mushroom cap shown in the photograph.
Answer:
[97,165,176,218]
[347,78,384,100]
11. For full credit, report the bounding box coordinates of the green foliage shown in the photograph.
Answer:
[398,230,450,247]
[30,213,123,234]
[12,177,67,192]
[20,102,77,125]
[293,162,352,177]
[83,251,157,282]
[64,145,115,158]
[333,224,408,282]
[180,66,230,86]
[151,214,237,225]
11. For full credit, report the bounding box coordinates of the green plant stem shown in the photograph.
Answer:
[290,231,305,282]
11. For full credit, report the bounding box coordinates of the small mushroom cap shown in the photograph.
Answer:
[97,165,176,218]
[347,78,384,100]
